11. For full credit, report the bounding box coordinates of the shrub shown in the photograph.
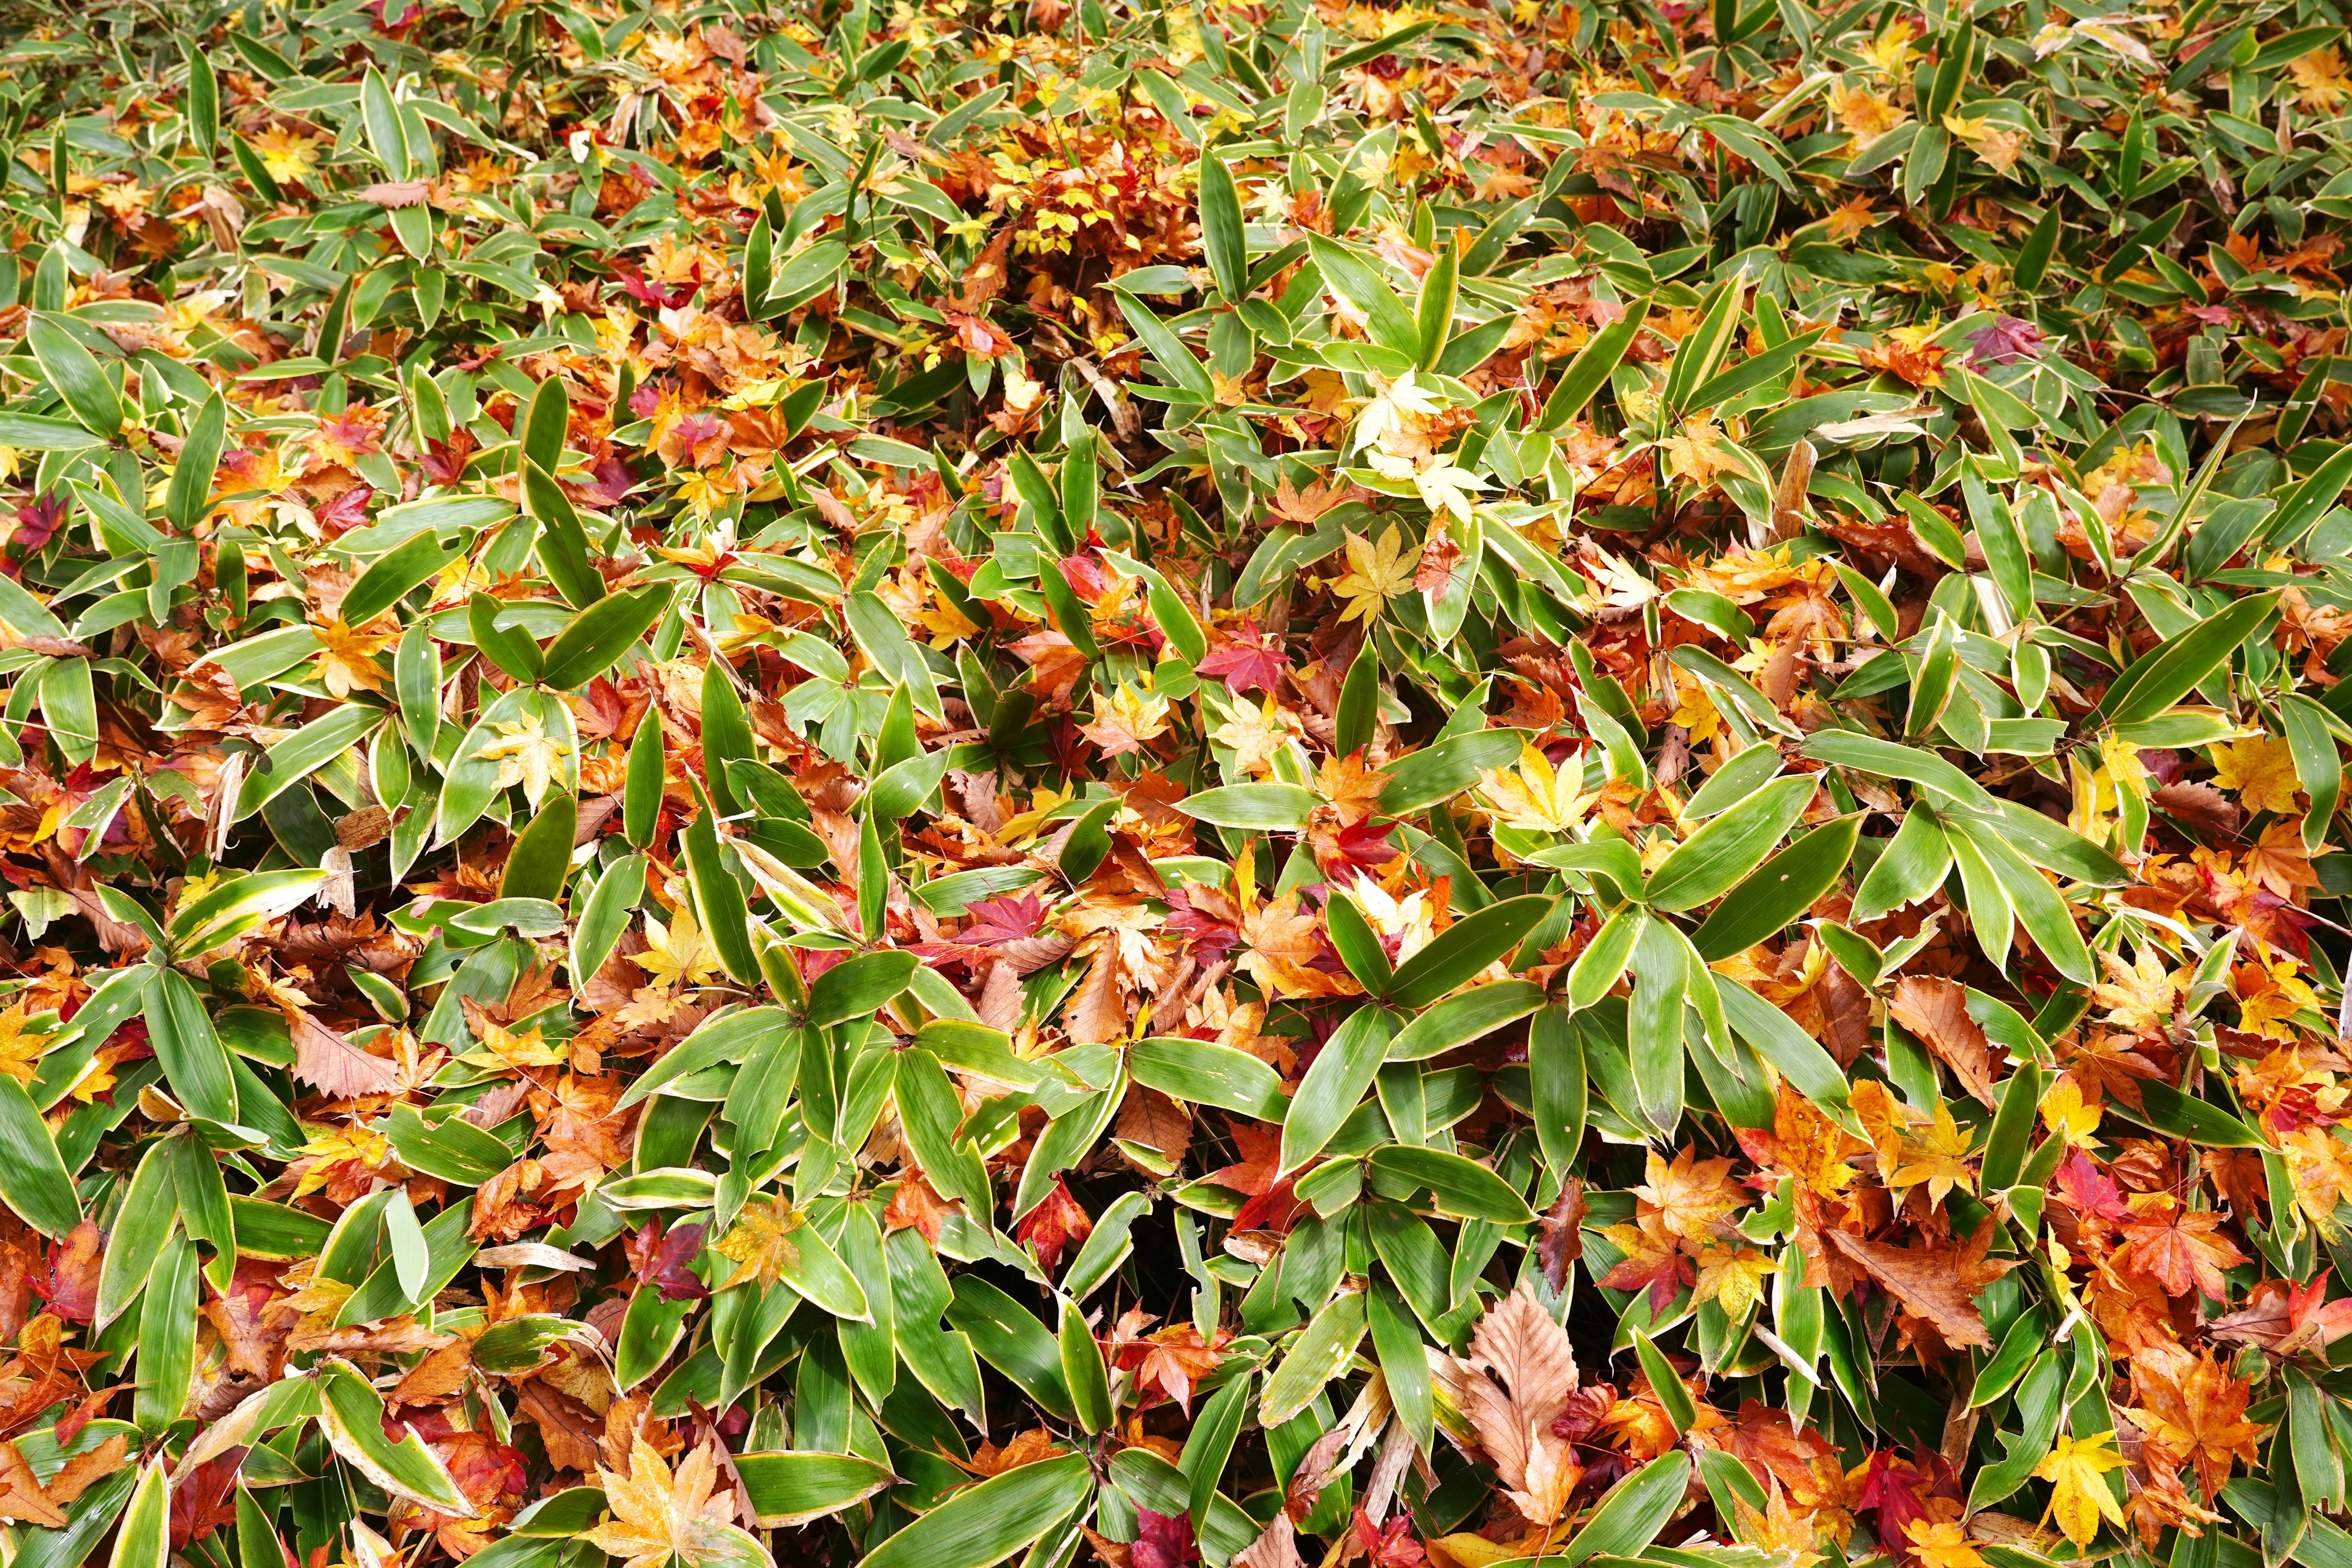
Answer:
[0,4,2347,1568]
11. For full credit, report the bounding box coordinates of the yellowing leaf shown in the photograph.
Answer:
[2031,1431,2128,1546]
[2211,735,2302,816]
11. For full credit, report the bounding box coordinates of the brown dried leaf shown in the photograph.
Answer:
[1888,976,2000,1107]
[288,1011,401,1098]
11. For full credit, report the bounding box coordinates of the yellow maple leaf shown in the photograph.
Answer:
[1904,1519,1987,1568]
[1080,684,1172,759]
[292,1123,393,1199]
[1824,194,1878,244]
[1321,526,1415,624]
[2091,944,2180,1031]
[1210,695,1306,778]
[249,127,323,184]
[635,905,722,992]
[0,1003,56,1086]
[2038,1076,2102,1150]
[475,712,571,807]
[1888,1096,1977,1207]
[312,619,395,698]
[588,1437,761,1568]
[2032,1431,2127,1546]
[2211,734,2302,816]
[712,1196,805,1289]
[1692,1244,1779,1319]
[1474,745,1591,834]
[1662,415,1735,489]
[2290,46,2351,111]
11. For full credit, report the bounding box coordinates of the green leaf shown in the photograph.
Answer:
[1259,1287,1368,1426]
[27,313,124,438]
[1539,301,1649,429]
[539,584,670,690]
[105,1463,170,1568]
[2100,591,2278,726]
[733,1452,897,1528]
[1692,814,1862,959]
[0,1074,82,1238]
[1366,1144,1534,1224]
[1642,773,1815,911]
[1306,235,1420,358]
[1384,895,1555,1009]
[808,951,918,1027]
[1555,1452,1691,1564]
[1280,1006,1398,1173]
[1198,152,1248,301]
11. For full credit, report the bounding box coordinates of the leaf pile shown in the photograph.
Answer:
[0,2,2350,1568]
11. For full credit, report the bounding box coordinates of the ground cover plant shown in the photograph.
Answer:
[0,0,2349,1567]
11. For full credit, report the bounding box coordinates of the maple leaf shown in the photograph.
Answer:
[634,907,722,992]
[1111,1310,1224,1414]
[587,1438,763,1568]
[1195,622,1289,695]
[475,713,571,807]
[1015,1178,1091,1273]
[1904,1519,1986,1568]
[1352,369,1444,453]
[1355,1509,1427,1568]
[1964,315,2047,368]
[710,1197,805,1289]
[2130,1352,2266,1501]
[1634,1146,1745,1245]
[1080,684,1171,758]
[625,1221,709,1302]
[1662,415,1736,488]
[1211,695,1306,778]
[2053,1150,2130,1227]
[1474,745,1590,835]
[2037,1077,2102,1150]
[1855,1450,1950,1560]
[2116,1194,2245,1300]
[312,618,395,698]
[1824,194,1880,243]
[2211,1272,2352,1355]
[1134,1509,1202,1568]
[883,1172,960,1243]
[2032,1431,2127,1547]
[1887,1096,1975,1209]
[0,1003,56,1086]
[2092,945,2181,1031]
[1413,518,1463,592]
[2212,735,2302,815]
[1322,527,1416,624]
[1600,1213,1696,1313]
[1692,1244,1779,1319]
[4,494,66,576]
[1235,891,1349,1001]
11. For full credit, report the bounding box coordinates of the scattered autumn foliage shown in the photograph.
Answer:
[0,1,2349,1568]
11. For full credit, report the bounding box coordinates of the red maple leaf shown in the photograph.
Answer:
[2053,1150,2130,1227]
[1355,1509,1427,1568]
[5,492,66,575]
[169,1452,245,1548]
[1015,1179,1093,1273]
[34,1221,103,1324]
[1194,622,1289,695]
[1134,1509,1200,1568]
[624,1220,709,1302]
[1853,1451,1956,1564]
